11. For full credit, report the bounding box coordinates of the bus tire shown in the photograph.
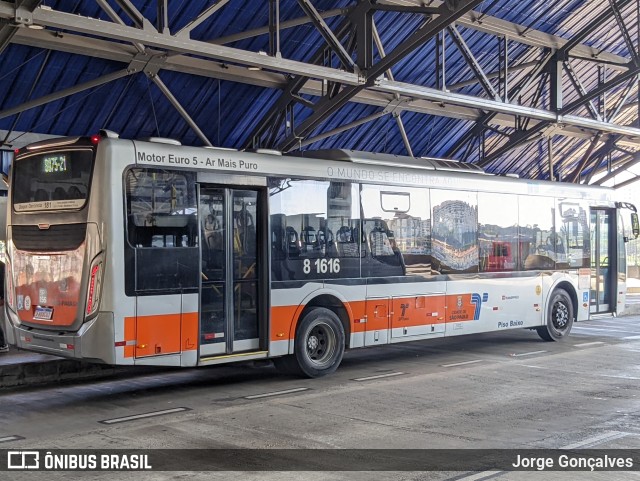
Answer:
[289,307,345,378]
[537,288,573,341]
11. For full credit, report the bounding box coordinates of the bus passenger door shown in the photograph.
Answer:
[199,187,263,357]
[364,297,390,346]
[390,295,445,339]
[590,209,615,314]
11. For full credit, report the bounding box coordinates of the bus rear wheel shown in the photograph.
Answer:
[537,288,573,341]
[275,307,345,378]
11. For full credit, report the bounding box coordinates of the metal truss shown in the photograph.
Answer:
[0,0,638,184]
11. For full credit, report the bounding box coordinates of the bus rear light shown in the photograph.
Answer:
[114,341,126,347]
[85,261,103,317]
[90,134,101,145]
[5,259,15,311]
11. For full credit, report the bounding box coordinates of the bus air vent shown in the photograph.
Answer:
[143,137,182,145]
[12,224,86,251]
[250,149,282,156]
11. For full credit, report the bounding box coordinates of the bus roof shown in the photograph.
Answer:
[298,149,486,174]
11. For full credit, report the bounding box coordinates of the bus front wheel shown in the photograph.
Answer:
[537,288,574,341]
[275,307,345,378]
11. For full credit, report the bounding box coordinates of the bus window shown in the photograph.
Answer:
[361,185,429,276]
[125,168,198,293]
[126,168,197,248]
[431,190,478,274]
[519,196,556,270]
[269,178,361,280]
[557,200,590,268]
[478,193,518,272]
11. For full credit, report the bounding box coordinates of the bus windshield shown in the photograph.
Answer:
[12,149,93,212]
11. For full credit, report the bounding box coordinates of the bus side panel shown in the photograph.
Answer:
[134,295,182,365]
[444,275,543,337]
[365,280,447,345]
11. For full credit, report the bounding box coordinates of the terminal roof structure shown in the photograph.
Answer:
[0,0,639,186]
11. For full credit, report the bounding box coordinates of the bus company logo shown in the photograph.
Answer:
[470,293,489,320]
[456,296,463,309]
[7,451,39,470]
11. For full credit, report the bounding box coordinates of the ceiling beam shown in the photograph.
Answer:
[556,0,633,57]
[566,133,602,183]
[277,0,485,151]
[296,0,357,72]
[6,26,633,147]
[9,23,636,150]
[0,0,40,54]
[375,80,640,139]
[0,68,134,121]
[447,24,500,100]
[175,0,231,38]
[382,0,630,69]
[211,8,348,45]
[0,1,363,85]
[150,74,212,146]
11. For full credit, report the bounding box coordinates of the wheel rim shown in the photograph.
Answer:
[551,299,569,331]
[304,320,337,368]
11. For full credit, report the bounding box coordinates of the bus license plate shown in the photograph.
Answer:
[33,307,54,321]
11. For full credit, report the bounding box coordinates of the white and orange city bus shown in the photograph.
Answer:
[3,132,639,377]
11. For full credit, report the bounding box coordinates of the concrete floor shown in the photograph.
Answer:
[2,315,640,480]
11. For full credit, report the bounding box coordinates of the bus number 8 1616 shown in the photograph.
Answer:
[303,258,341,275]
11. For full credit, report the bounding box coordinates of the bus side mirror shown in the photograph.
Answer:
[632,213,640,239]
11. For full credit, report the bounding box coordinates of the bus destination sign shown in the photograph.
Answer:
[43,154,68,174]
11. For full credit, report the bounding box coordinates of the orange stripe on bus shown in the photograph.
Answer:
[348,300,366,333]
[124,316,135,358]
[181,311,199,352]
[269,293,480,342]
[270,305,301,341]
[123,312,198,358]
